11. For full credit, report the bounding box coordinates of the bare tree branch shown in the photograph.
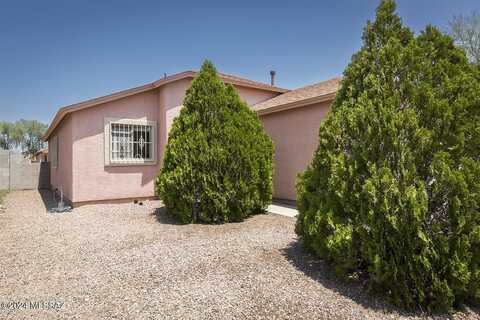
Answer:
[449,11,480,64]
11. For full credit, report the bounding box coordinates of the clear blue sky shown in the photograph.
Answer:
[0,0,478,124]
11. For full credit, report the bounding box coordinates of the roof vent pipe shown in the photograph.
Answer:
[269,70,276,86]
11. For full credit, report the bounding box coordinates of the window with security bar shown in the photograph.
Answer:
[104,118,157,165]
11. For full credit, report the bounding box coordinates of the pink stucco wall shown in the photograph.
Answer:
[71,90,159,203]
[158,79,190,165]
[50,115,73,201]
[235,86,279,106]
[260,101,332,200]
[50,79,280,205]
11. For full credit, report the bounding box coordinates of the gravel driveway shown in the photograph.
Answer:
[0,190,478,320]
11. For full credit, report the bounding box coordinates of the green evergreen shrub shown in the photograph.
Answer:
[156,60,274,224]
[296,0,480,312]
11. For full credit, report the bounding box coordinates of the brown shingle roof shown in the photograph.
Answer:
[253,77,341,114]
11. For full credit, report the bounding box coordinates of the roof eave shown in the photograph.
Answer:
[151,70,288,93]
[218,77,288,93]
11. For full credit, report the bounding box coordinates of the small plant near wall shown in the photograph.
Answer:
[156,60,274,224]
[0,189,7,204]
[296,0,480,313]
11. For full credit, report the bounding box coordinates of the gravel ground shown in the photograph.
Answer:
[0,190,478,320]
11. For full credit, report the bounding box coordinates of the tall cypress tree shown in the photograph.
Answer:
[156,61,274,223]
[296,0,480,311]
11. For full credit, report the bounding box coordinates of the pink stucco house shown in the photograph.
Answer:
[44,70,340,206]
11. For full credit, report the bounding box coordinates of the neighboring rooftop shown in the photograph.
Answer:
[253,77,341,115]
[43,70,288,140]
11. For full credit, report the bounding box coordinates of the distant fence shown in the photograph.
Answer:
[0,150,50,190]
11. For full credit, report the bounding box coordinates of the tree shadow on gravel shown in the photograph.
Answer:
[467,302,480,316]
[151,206,183,225]
[152,206,261,226]
[280,241,461,319]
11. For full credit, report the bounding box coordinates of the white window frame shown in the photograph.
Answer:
[50,135,59,168]
[104,117,157,166]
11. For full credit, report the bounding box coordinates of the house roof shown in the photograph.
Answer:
[43,70,288,140]
[253,77,341,115]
